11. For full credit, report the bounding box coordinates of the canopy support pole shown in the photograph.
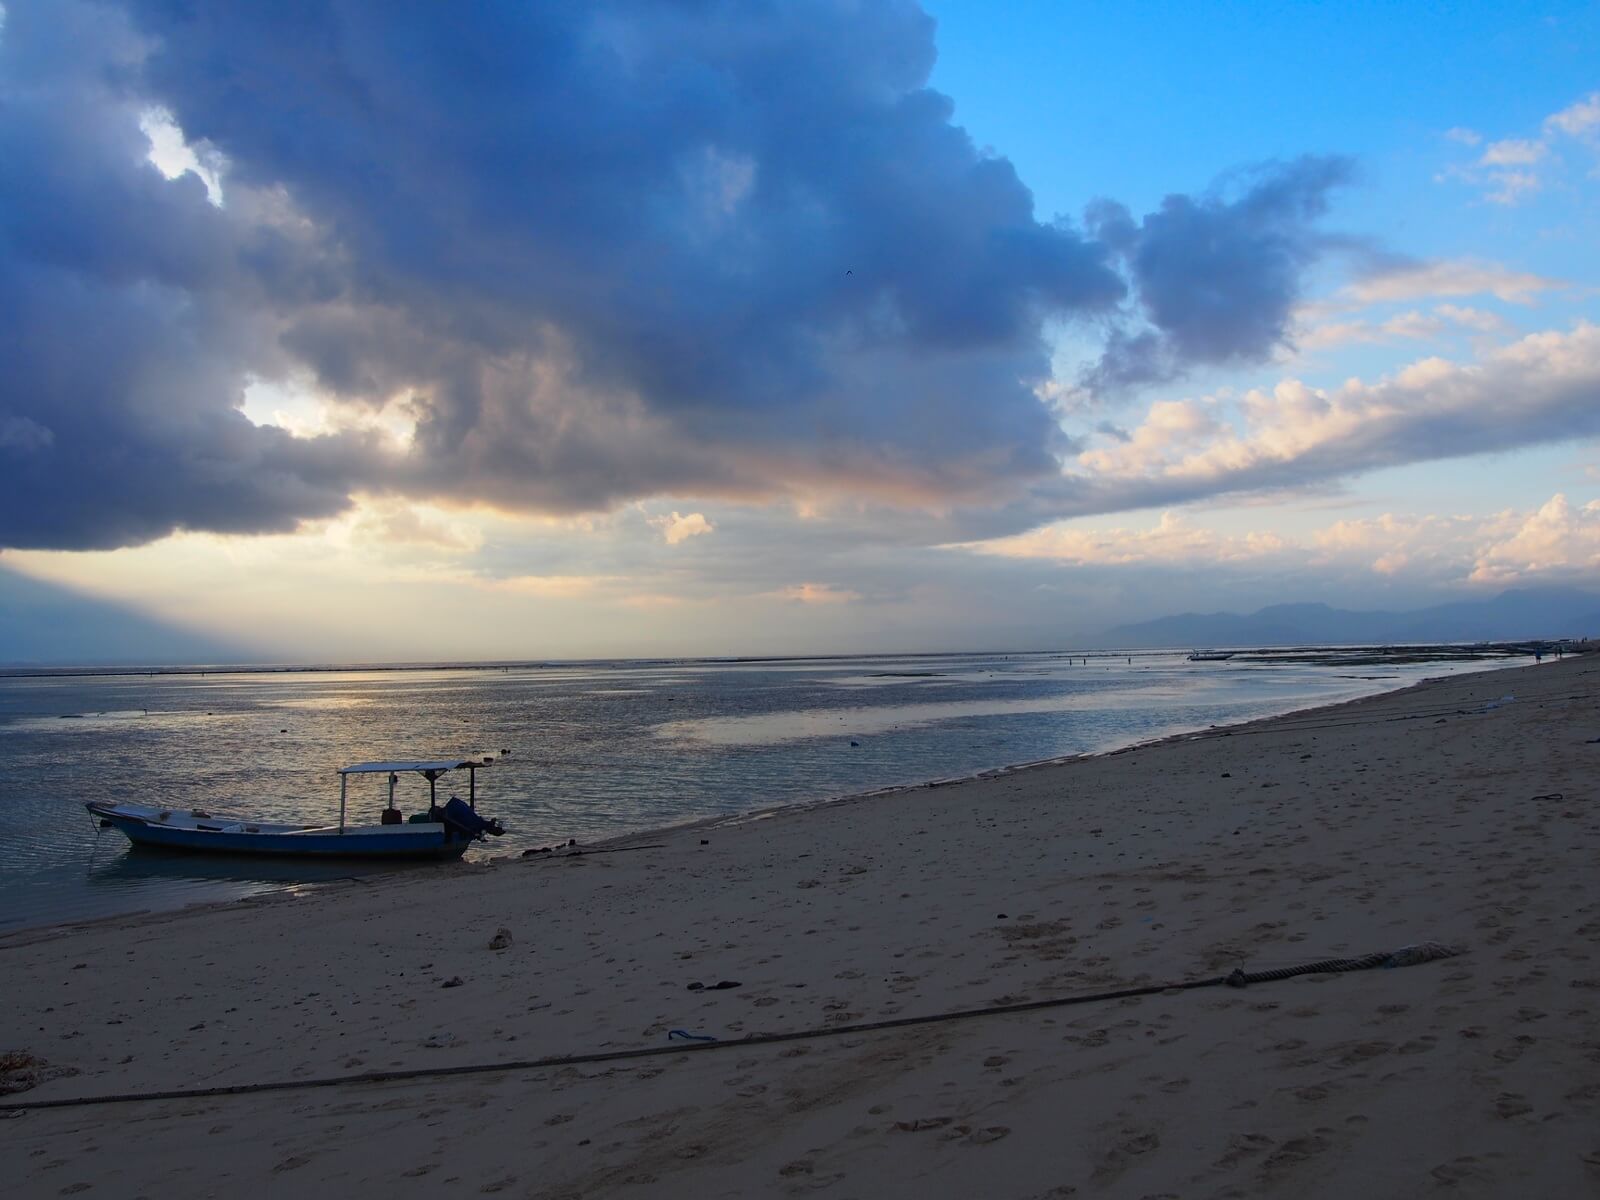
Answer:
[339,774,347,834]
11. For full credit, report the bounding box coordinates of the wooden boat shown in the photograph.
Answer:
[86,758,505,860]
[1186,649,1237,661]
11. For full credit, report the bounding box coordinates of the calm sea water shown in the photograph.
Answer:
[0,650,1524,930]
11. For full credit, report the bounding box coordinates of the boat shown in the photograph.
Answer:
[1186,649,1237,661]
[86,758,506,860]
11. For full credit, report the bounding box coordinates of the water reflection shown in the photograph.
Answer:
[87,844,441,889]
[1,649,1525,931]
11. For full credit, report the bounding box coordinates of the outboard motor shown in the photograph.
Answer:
[441,795,506,841]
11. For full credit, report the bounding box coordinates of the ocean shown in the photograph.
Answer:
[0,648,1525,930]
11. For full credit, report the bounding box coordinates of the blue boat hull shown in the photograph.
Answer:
[91,806,472,861]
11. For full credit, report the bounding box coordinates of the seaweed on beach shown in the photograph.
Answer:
[1224,643,1567,668]
[0,1050,77,1096]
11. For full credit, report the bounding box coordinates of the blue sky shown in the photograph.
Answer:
[928,2,1599,210]
[1,1,1597,662]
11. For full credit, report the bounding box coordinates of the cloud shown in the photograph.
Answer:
[489,574,614,599]
[649,510,715,545]
[0,415,55,452]
[10,1,1587,566]
[1082,156,1354,391]
[1484,170,1540,206]
[0,0,1147,552]
[964,493,1600,592]
[1469,494,1600,583]
[1544,91,1600,140]
[4,1,1375,553]
[1443,89,1600,205]
[0,1,388,550]
[1063,322,1600,515]
[969,510,1287,566]
[770,582,862,604]
[1307,498,1600,586]
[1296,303,1510,350]
[139,106,224,205]
[1434,304,1511,333]
[1479,138,1547,167]
[348,500,482,553]
[1310,512,1483,576]
[1345,258,1562,305]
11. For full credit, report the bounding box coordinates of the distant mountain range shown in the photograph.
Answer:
[1092,587,1600,649]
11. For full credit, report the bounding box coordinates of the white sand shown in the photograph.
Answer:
[3,654,1598,1198]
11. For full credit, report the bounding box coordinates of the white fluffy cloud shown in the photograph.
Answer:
[965,494,1600,590]
[1469,494,1600,583]
[1297,303,1510,350]
[971,510,1287,566]
[1310,497,1600,584]
[1480,138,1547,167]
[1544,91,1600,140]
[1064,323,1600,515]
[1343,259,1562,305]
[1443,89,1600,206]
[648,510,715,545]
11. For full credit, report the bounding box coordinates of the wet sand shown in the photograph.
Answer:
[4,653,1598,1198]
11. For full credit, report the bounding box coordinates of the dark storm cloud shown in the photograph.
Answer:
[1083,156,1355,393]
[0,0,381,549]
[1,0,1356,552]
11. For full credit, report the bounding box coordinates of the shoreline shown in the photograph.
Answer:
[5,653,1526,942]
[5,652,1596,1198]
[0,641,1542,681]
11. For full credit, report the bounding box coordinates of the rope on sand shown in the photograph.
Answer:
[0,942,1466,1115]
[1223,940,1462,987]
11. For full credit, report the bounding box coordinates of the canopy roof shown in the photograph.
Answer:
[338,759,490,776]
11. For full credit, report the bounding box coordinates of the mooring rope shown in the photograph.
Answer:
[0,941,1463,1114]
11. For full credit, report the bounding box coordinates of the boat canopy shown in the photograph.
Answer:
[338,759,489,776]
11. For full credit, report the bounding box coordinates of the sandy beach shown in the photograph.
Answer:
[3,653,1597,1198]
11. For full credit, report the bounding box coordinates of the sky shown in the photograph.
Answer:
[1,0,1598,663]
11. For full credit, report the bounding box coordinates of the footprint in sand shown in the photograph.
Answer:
[1430,1157,1491,1184]
[1494,1093,1533,1119]
[1260,1135,1331,1173]
[1335,1041,1392,1066]
[894,1116,953,1132]
[1092,1130,1159,1181]
[1213,1132,1273,1169]
[965,1126,1011,1145]
[1491,1035,1536,1063]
